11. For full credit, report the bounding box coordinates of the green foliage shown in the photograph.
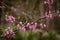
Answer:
[15,30,37,40]
[27,30,37,40]
[48,31,57,40]
[15,31,25,40]
[42,31,57,40]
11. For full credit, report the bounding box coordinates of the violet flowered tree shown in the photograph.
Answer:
[0,0,60,40]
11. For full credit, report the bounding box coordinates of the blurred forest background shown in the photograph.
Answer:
[0,0,60,40]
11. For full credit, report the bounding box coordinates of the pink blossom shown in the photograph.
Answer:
[19,27,26,32]
[49,10,51,14]
[1,34,9,38]
[59,14,60,17]
[5,27,14,35]
[26,22,37,29]
[11,16,15,22]
[26,23,31,28]
[2,27,14,38]
[17,21,23,28]
[19,21,23,25]
[5,15,11,22]
[5,15,15,23]
[17,24,20,28]
[45,12,52,18]
[17,21,26,32]
[47,0,53,4]
[43,24,46,27]
[57,10,59,14]
[40,23,46,29]
[40,23,44,29]
[43,1,47,4]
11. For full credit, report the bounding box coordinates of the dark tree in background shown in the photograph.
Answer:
[0,0,2,23]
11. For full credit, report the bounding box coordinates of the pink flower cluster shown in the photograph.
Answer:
[44,0,53,4]
[17,22,26,32]
[45,7,52,18]
[45,12,52,18]
[2,27,14,38]
[40,23,46,29]
[17,22,37,31]
[26,22,37,29]
[5,15,15,23]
